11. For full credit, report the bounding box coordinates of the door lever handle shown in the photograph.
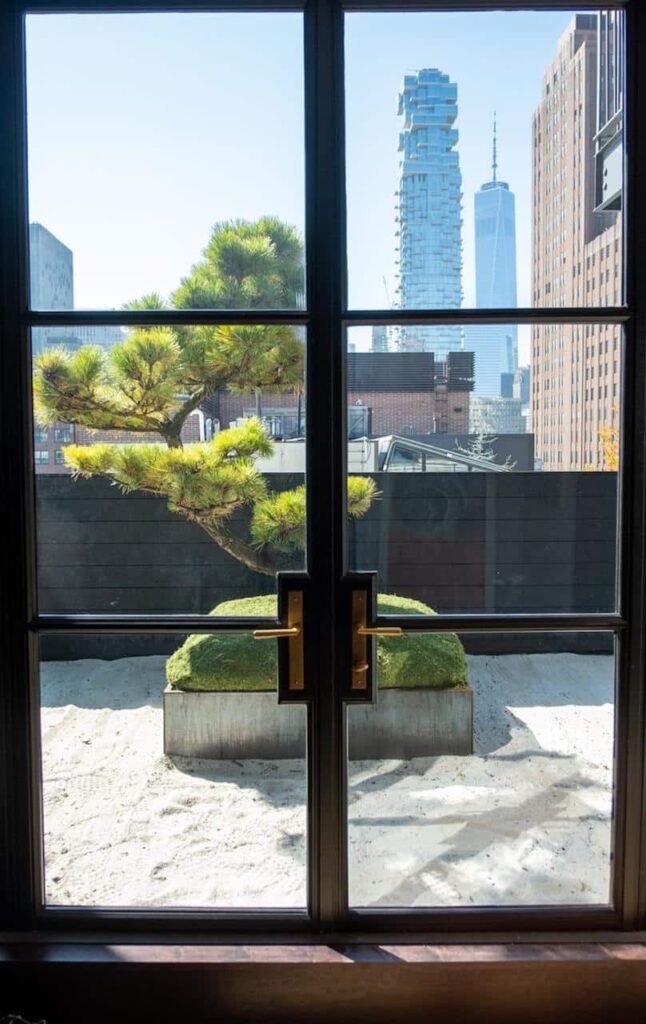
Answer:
[253,626,301,639]
[252,590,304,691]
[352,589,404,691]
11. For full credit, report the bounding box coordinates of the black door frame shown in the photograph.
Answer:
[1,0,645,939]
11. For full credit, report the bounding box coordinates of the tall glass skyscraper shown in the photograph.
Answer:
[468,119,518,396]
[396,69,463,356]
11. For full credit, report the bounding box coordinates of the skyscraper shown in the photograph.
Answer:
[595,9,624,212]
[468,118,518,397]
[469,394,524,436]
[371,325,389,352]
[29,222,74,356]
[29,223,123,355]
[29,222,74,311]
[396,68,463,357]
[531,15,621,471]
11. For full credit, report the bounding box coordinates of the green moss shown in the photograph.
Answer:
[166,596,278,693]
[166,593,468,693]
[372,594,468,690]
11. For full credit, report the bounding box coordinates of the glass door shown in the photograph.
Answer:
[26,8,315,915]
[342,7,628,923]
[4,0,642,936]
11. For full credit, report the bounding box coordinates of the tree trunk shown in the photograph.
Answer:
[162,428,184,449]
[197,520,278,577]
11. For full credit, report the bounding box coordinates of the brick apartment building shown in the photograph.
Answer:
[531,14,622,470]
[213,351,474,439]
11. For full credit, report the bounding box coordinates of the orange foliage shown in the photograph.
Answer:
[599,418,619,471]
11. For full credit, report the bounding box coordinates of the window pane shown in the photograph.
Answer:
[348,631,616,908]
[26,13,305,310]
[39,633,307,909]
[346,325,620,614]
[33,324,306,614]
[346,10,624,311]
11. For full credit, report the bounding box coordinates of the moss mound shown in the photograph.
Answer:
[166,593,467,692]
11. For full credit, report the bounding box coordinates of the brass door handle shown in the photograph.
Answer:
[253,626,300,639]
[252,590,304,691]
[352,590,404,690]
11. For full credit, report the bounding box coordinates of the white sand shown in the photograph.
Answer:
[40,652,614,910]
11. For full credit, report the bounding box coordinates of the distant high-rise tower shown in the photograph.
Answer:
[396,68,463,357]
[29,222,74,356]
[29,223,123,355]
[468,116,518,397]
[371,325,389,352]
[29,222,74,311]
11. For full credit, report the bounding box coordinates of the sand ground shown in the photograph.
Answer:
[40,652,614,909]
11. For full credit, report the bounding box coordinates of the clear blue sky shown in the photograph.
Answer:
[26,9,575,358]
[26,13,305,310]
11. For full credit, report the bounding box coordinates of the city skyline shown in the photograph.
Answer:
[26,9,576,342]
[26,9,624,471]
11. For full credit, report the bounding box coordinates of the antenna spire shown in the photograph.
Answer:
[492,111,498,183]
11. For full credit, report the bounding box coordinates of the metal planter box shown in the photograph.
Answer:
[163,686,473,760]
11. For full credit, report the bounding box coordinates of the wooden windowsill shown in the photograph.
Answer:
[2,939,646,963]
[3,940,646,1023]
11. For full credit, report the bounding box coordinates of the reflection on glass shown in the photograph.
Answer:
[348,631,615,908]
[346,10,623,310]
[346,326,619,614]
[33,324,306,614]
[26,13,304,309]
[40,634,307,908]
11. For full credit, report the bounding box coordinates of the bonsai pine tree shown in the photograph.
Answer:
[171,216,305,312]
[33,219,376,576]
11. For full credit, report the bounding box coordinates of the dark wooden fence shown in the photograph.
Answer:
[37,471,616,659]
[350,471,616,613]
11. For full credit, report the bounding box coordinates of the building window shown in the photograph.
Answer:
[53,425,73,443]
[34,450,49,466]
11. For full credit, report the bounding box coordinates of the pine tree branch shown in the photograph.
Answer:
[38,375,165,435]
[190,517,283,577]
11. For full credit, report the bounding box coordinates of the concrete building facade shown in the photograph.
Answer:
[531,14,622,470]
[595,9,624,212]
[469,395,525,436]
[29,222,74,356]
